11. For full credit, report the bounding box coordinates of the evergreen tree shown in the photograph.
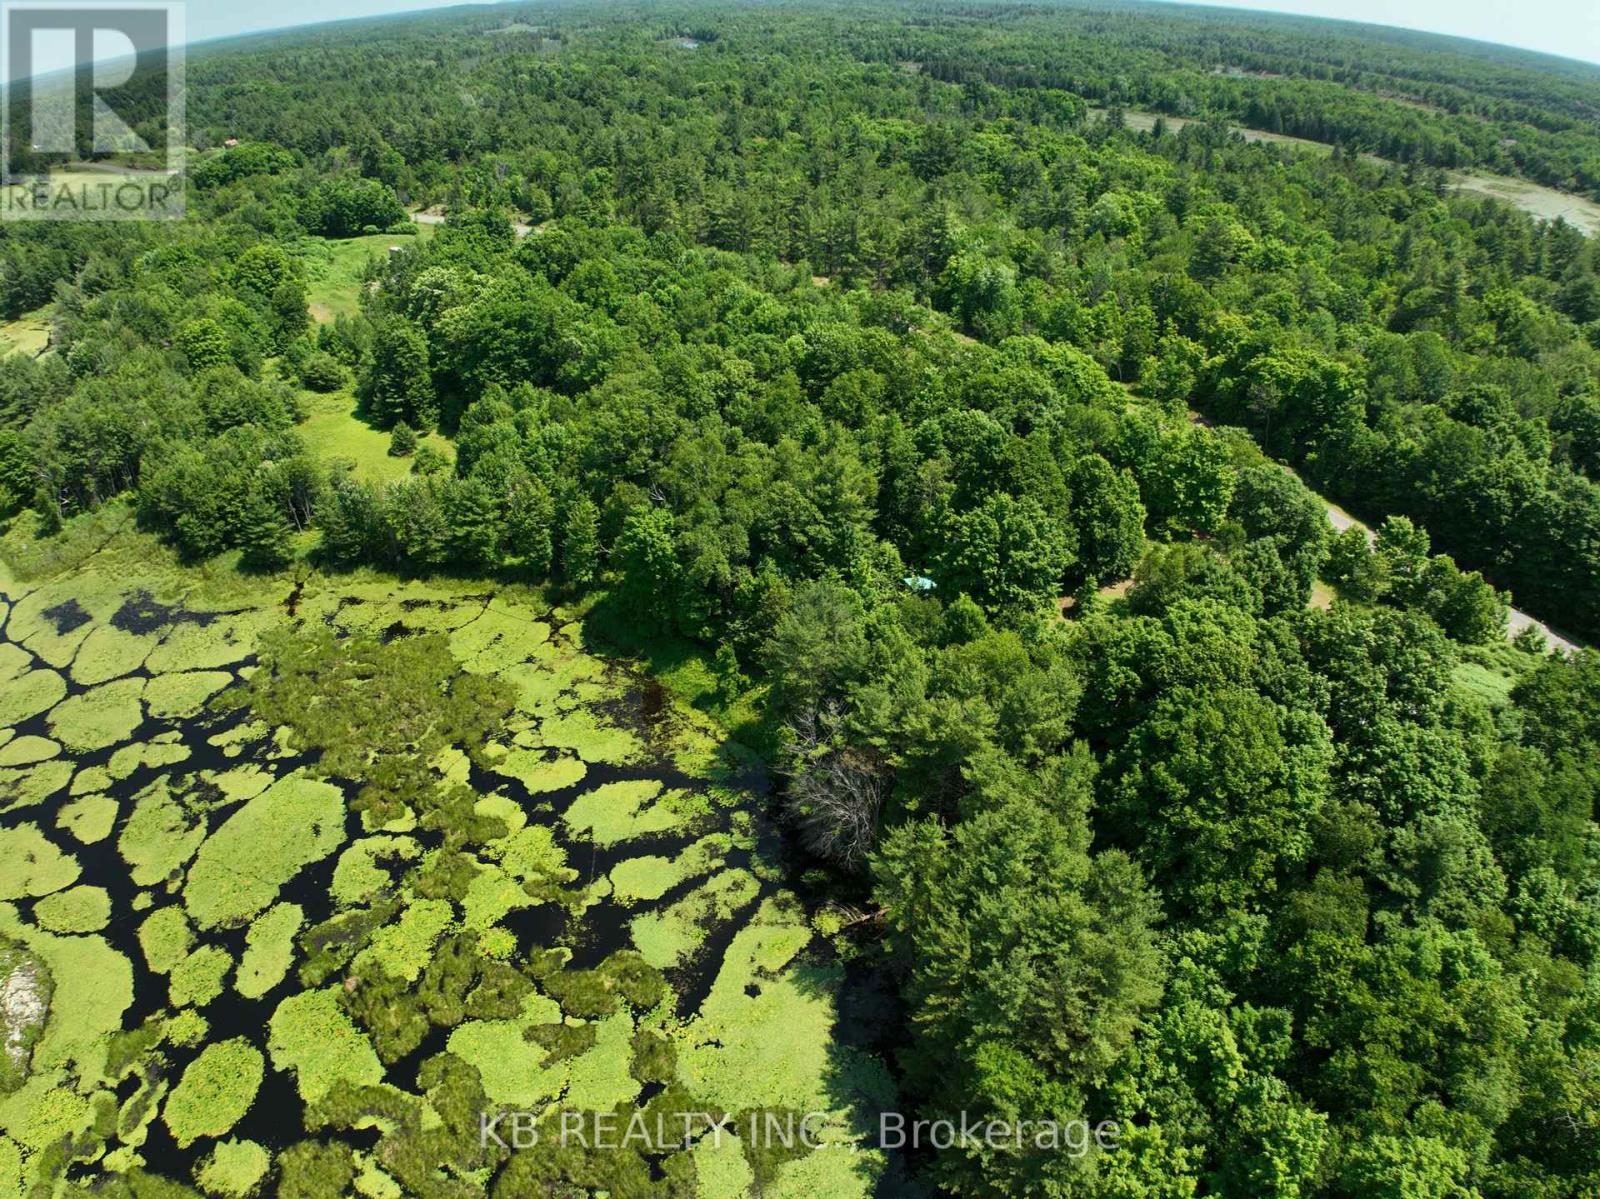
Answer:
[362,319,436,430]
[559,496,600,587]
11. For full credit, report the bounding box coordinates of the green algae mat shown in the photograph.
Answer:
[0,541,894,1198]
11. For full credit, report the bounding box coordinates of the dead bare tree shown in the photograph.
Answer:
[781,702,887,871]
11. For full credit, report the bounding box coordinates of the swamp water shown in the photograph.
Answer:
[0,553,900,1197]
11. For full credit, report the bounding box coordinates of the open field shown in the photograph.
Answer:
[1452,171,1600,236]
[0,309,50,359]
[299,225,435,323]
[296,389,453,481]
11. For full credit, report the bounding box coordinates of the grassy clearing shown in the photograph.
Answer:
[299,225,436,323]
[1453,172,1600,236]
[0,309,50,359]
[297,389,453,484]
[1451,638,1538,711]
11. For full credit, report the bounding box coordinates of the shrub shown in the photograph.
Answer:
[388,423,418,457]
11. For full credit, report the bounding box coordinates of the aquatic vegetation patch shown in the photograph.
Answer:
[194,1137,271,1198]
[268,986,385,1102]
[119,777,209,888]
[69,624,155,686]
[331,836,420,906]
[106,737,191,781]
[676,900,836,1115]
[0,644,26,681]
[166,1007,209,1048]
[0,668,66,728]
[226,626,517,824]
[144,613,267,673]
[461,862,536,932]
[537,708,645,765]
[69,766,109,796]
[144,670,234,719]
[563,1009,639,1111]
[630,868,762,970]
[612,855,693,904]
[0,824,80,899]
[183,773,346,928]
[0,565,887,1196]
[235,901,303,999]
[170,944,234,1008]
[492,748,586,794]
[484,822,577,897]
[563,778,683,845]
[610,834,727,904]
[208,764,274,806]
[0,1134,20,1195]
[163,1038,264,1147]
[448,603,549,673]
[353,896,452,982]
[7,588,98,668]
[47,677,146,752]
[32,885,111,934]
[694,1131,756,1199]
[0,759,73,814]
[54,793,117,846]
[138,906,194,973]
[446,1015,566,1107]
[0,737,58,768]
[0,1072,91,1152]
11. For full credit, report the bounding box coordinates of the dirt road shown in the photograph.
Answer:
[1187,411,1584,654]
[411,210,533,237]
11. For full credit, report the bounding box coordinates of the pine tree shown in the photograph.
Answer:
[506,477,554,575]
[362,318,436,430]
[237,490,293,572]
[559,496,600,587]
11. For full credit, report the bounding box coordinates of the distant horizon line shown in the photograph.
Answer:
[6,0,1598,85]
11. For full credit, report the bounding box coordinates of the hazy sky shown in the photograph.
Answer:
[1182,0,1600,66]
[184,0,479,46]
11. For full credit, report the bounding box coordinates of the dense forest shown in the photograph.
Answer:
[2,2,1600,1197]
